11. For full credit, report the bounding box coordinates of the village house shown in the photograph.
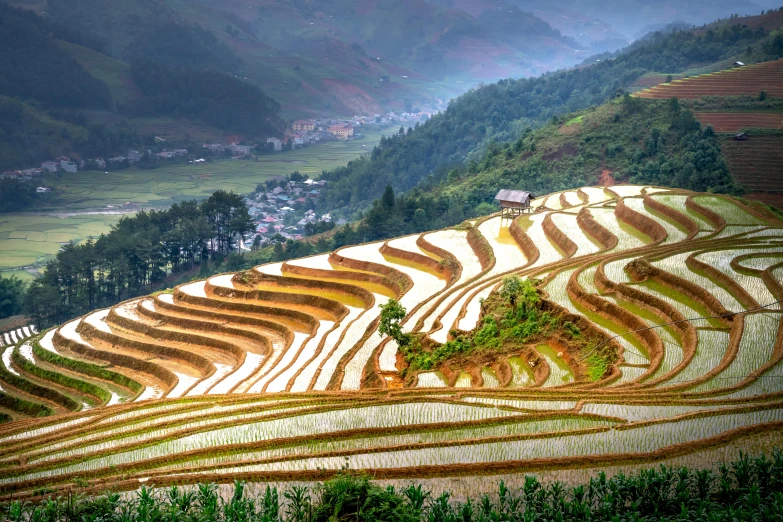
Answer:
[328,124,354,139]
[203,143,225,153]
[127,150,142,162]
[292,120,316,132]
[60,160,77,173]
[230,144,252,156]
[4,168,43,180]
[267,137,283,151]
[41,161,58,173]
[36,187,51,193]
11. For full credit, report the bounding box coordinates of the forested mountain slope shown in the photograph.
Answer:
[9,0,586,117]
[512,0,780,41]
[317,14,783,216]
[325,95,771,248]
[0,2,284,170]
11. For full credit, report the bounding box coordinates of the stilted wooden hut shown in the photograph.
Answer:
[495,189,533,218]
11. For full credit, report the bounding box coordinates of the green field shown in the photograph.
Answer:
[0,213,124,272]
[0,128,395,276]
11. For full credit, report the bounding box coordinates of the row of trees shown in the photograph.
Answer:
[24,191,253,328]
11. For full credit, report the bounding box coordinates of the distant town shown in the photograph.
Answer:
[1,111,431,183]
[1,111,433,246]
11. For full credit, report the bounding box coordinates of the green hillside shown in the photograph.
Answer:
[0,2,285,170]
[8,0,590,117]
[329,95,769,246]
[317,14,783,216]
[57,41,141,105]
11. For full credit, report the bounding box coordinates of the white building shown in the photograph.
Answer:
[231,144,252,156]
[60,160,77,173]
[41,161,58,173]
[267,138,283,152]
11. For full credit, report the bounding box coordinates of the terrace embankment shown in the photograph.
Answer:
[2,186,783,498]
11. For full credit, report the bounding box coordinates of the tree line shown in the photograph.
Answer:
[23,191,253,328]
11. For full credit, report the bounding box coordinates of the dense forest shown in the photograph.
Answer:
[0,1,282,170]
[4,450,783,521]
[126,59,284,136]
[0,3,112,109]
[0,177,38,213]
[24,191,253,328]
[318,21,783,216]
[0,91,147,172]
[0,276,24,318]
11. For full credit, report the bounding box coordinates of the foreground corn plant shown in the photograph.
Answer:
[3,450,783,521]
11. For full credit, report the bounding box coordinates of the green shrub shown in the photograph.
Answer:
[0,390,51,416]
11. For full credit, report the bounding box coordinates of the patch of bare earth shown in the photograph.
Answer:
[599,169,615,186]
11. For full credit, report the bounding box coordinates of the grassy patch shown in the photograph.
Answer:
[383,277,617,380]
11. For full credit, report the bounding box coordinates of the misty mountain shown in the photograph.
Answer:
[510,0,779,45]
[7,0,592,117]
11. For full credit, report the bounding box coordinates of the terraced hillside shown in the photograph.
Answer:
[1,186,783,499]
[635,59,783,99]
[693,112,783,132]
[635,58,783,207]
[722,135,783,193]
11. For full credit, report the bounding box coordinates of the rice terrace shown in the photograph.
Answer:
[1,185,782,502]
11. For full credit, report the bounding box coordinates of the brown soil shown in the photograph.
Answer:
[543,143,578,162]
[599,169,615,187]
[558,123,581,135]
[747,193,783,210]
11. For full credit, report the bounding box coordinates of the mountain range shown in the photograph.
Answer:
[1,0,781,171]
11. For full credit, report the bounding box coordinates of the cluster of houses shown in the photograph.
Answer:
[245,178,344,244]
[280,112,430,151]
[2,110,434,193]
[202,143,253,156]
[265,118,358,152]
